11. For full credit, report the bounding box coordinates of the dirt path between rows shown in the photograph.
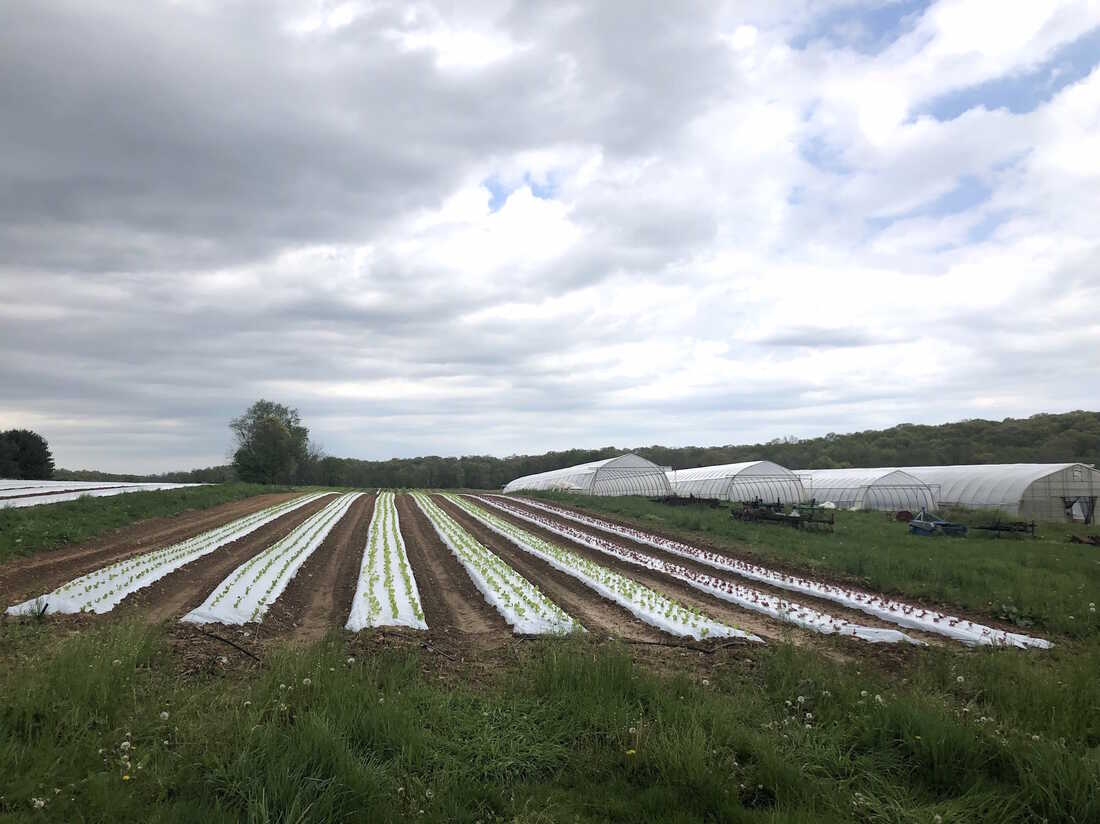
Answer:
[117,495,335,623]
[0,492,303,606]
[434,495,678,644]
[268,493,375,642]
[397,494,510,642]
[489,495,943,645]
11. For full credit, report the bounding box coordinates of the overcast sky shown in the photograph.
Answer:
[2,1,1098,473]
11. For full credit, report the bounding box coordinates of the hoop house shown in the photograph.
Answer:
[799,468,936,512]
[666,461,805,504]
[902,463,1099,523]
[503,453,672,497]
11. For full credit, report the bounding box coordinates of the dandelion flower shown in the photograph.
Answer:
[122,775,131,781]
[625,749,636,756]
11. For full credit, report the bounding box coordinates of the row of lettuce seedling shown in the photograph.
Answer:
[506,496,1051,649]
[445,494,762,643]
[7,493,332,616]
[183,492,362,625]
[412,492,580,634]
[346,491,427,630]
[473,495,921,645]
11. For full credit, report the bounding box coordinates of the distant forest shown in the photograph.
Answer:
[55,410,1100,490]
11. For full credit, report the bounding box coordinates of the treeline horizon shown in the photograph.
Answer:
[54,409,1100,489]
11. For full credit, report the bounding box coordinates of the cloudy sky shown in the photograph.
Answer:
[2,0,1098,473]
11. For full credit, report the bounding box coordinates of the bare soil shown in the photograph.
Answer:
[396,493,511,644]
[267,493,376,642]
[0,492,303,606]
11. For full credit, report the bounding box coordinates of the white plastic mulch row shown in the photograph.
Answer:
[412,492,580,635]
[346,491,428,631]
[473,495,920,646]
[507,496,1052,649]
[182,492,362,626]
[0,483,133,499]
[445,494,763,643]
[7,493,332,616]
[0,482,205,510]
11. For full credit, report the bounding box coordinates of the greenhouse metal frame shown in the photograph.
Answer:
[502,453,673,497]
[666,461,805,504]
[798,468,937,512]
[901,463,1099,523]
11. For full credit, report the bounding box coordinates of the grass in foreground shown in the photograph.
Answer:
[528,493,1100,639]
[0,621,1098,823]
[0,483,291,564]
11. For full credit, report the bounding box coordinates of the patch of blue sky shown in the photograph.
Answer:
[791,0,931,54]
[482,172,559,212]
[917,26,1100,121]
[867,175,994,233]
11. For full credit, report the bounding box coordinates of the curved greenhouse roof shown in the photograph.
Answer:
[901,463,1099,521]
[503,453,673,497]
[799,468,936,512]
[666,461,805,504]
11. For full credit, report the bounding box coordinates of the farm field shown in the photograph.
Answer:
[1,488,1098,822]
[0,478,205,509]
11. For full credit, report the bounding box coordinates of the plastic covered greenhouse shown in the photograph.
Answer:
[502,453,673,496]
[666,461,805,504]
[798,468,936,512]
[901,463,1099,522]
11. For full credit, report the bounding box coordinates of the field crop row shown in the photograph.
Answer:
[509,496,1052,648]
[446,495,761,642]
[7,493,331,616]
[475,495,920,645]
[413,492,580,634]
[346,491,427,630]
[183,492,362,625]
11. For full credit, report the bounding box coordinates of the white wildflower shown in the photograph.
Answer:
[159,711,169,721]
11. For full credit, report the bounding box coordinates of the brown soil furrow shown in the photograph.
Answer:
[267,493,376,642]
[117,495,335,623]
[0,492,303,605]
[397,493,510,638]
[494,496,941,643]
[434,495,676,644]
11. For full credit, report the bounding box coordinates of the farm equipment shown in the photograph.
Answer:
[908,508,968,537]
[1069,534,1100,546]
[972,519,1037,538]
[731,498,834,532]
[652,494,722,508]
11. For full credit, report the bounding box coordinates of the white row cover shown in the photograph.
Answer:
[667,461,805,504]
[797,468,936,512]
[503,453,672,497]
[0,481,207,509]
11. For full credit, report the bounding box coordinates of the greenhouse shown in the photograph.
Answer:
[502,453,673,497]
[666,461,805,504]
[901,463,1099,523]
[798,468,936,512]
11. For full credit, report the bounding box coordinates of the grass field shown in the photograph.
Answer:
[1,490,1098,822]
[0,483,289,565]
[2,620,1097,823]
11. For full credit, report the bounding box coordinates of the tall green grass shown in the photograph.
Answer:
[1,622,1097,822]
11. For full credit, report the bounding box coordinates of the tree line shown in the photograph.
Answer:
[45,406,1100,489]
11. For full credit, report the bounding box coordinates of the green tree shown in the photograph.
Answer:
[230,400,311,484]
[0,429,55,479]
